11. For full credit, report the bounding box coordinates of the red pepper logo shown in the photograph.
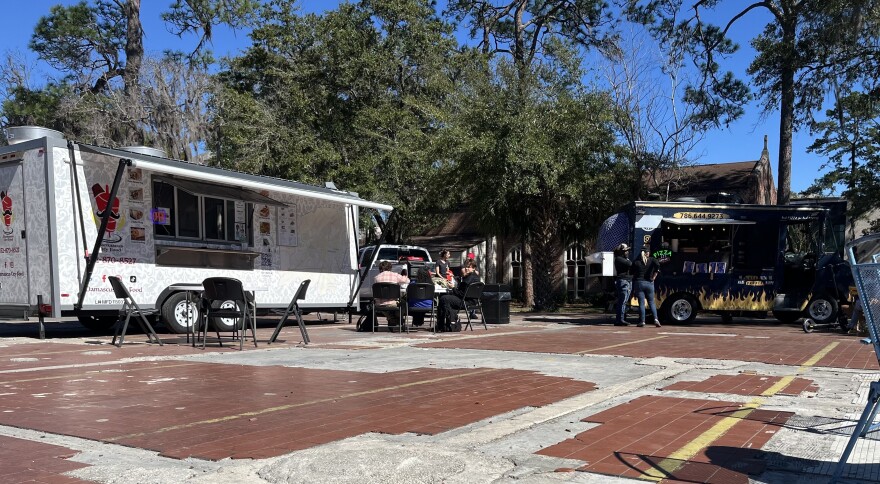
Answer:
[1,191,11,229]
[91,184,120,235]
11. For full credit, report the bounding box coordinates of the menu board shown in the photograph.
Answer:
[277,204,298,247]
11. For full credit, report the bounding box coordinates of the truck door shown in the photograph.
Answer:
[779,218,820,296]
[0,163,30,306]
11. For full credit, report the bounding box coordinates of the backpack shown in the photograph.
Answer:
[356,303,379,332]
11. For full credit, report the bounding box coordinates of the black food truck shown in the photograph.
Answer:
[592,200,852,324]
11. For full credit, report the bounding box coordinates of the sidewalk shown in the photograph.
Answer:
[0,311,877,483]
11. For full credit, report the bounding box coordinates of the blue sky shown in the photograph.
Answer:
[5,1,827,194]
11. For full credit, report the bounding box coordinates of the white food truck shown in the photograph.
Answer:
[0,126,391,335]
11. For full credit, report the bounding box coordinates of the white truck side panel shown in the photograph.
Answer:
[53,147,357,311]
[0,147,54,310]
[23,148,53,308]
[0,160,29,304]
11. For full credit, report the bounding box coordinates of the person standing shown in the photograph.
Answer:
[631,246,661,327]
[613,243,633,326]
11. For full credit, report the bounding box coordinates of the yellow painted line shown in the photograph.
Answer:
[575,336,667,354]
[760,376,795,397]
[800,341,839,368]
[641,400,762,481]
[639,341,838,481]
[107,368,498,442]
[0,362,197,385]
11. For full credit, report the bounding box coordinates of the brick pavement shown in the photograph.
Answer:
[0,435,91,484]
[538,395,793,483]
[0,361,594,460]
[662,373,817,396]
[418,324,879,369]
[0,313,875,482]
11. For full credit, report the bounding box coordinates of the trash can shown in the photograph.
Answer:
[481,284,511,324]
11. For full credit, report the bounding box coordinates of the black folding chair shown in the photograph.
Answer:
[108,276,163,347]
[405,283,435,333]
[371,282,403,332]
[199,277,257,350]
[456,282,486,331]
[268,279,311,344]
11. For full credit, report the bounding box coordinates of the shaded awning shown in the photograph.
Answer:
[156,175,285,206]
[76,143,394,211]
[662,218,756,225]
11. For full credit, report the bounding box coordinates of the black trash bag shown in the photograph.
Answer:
[356,303,379,332]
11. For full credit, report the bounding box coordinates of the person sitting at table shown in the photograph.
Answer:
[408,267,434,327]
[437,259,481,332]
[374,260,409,327]
[434,249,453,288]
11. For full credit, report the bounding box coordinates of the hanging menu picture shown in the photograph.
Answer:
[277,204,298,247]
[257,204,275,268]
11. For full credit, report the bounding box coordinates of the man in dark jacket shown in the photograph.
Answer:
[437,259,481,331]
[613,243,632,326]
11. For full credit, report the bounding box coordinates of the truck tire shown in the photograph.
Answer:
[806,295,839,325]
[208,300,243,332]
[161,292,200,334]
[77,315,118,332]
[662,294,697,324]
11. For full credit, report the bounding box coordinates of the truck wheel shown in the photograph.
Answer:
[772,311,801,324]
[663,295,697,324]
[208,301,242,332]
[806,295,838,325]
[77,315,118,332]
[161,292,200,334]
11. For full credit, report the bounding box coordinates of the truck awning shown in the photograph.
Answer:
[155,175,285,206]
[77,143,394,211]
[662,218,756,225]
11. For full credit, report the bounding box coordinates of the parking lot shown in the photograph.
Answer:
[0,311,878,483]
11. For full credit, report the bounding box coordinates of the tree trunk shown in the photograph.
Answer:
[486,235,496,283]
[522,232,534,308]
[531,206,561,311]
[123,0,144,144]
[123,0,144,96]
[777,20,796,205]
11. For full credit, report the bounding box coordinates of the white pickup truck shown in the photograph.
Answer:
[358,244,433,299]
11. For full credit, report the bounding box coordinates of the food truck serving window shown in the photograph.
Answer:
[152,178,257,245]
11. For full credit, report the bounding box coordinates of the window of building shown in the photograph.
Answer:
[510,246,523,300]
[565,244,587,301]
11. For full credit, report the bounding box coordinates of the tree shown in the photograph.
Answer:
[443,56,627,309]
[634,0,880,205]
[805,89,880,236]
[445,0,620,309]
[600,25,715,201]
[10,0,257,148]
[213,0,460,241]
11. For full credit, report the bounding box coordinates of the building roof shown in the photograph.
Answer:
[409,211,485,253]
[648,160,760,201]
[418,211,480,237]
